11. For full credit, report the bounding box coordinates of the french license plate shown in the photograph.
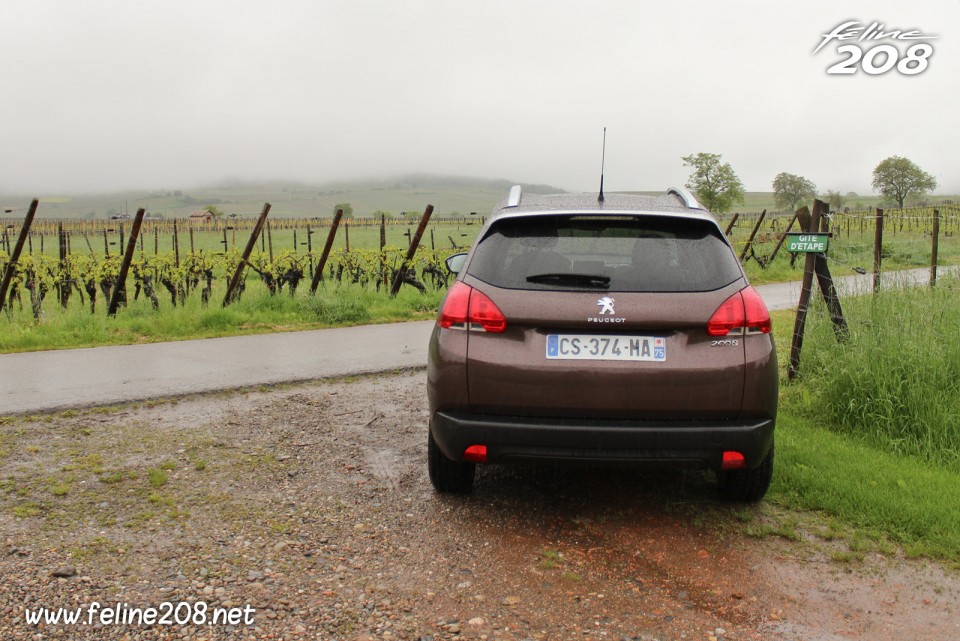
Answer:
[546,334,666,362]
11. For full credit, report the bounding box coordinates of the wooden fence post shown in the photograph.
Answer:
[173,219,180,267]
[812,200,847,341]
[380,213,388,290]
[930,209,940,287]
[787,203,822,380]
[267,220,273,261]
[767,210,799,265]
[0,199,40,316]
[222,203,271,307]
[390,204,433,297]
[723,213,740,237]
[872,208,884,293]
[310,209,343,294]
[738,210,767,262]
[58,222,69,309]
[306,225,314,277]
[107,208,146,317]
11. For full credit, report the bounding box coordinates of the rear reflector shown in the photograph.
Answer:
[706,286,772,336]
[438,282,507,333]
[721,451,747,470]
[463,445,488,463]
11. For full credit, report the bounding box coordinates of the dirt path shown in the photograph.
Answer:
[1,370,957,640]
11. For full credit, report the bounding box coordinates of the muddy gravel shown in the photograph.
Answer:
[1,369,957,641]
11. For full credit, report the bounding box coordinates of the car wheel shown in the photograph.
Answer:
[717,443,774,502]
[428,431,475,494]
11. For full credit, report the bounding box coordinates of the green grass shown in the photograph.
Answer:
[0,280,445,353]
[799,278,960,466]
[770,409,960,560]
[766,279,960,562]
[147,468,168,488]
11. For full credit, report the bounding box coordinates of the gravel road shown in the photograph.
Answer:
[1,370,957,640]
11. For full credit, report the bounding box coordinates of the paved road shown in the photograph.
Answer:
[1,267,953,415]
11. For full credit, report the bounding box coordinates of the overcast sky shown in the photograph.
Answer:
[2,1,958,196]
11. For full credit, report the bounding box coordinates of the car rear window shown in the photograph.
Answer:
[466,214,743,292]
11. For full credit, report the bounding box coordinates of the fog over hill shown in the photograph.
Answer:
[0,175,569,220]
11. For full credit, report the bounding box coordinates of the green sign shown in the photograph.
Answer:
[786,233,830,253]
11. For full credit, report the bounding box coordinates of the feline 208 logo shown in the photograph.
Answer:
[814,20,937,76]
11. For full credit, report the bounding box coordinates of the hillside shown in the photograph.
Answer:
[4,177,957,219]
[1,175,567,220]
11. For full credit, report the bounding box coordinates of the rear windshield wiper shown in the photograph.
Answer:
[526,273,611,288]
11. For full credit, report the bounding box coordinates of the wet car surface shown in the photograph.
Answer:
[428,187,778,500]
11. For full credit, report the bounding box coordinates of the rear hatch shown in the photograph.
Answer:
[460,213,750,421]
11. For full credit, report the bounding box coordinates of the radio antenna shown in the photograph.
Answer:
[598,127,606,203]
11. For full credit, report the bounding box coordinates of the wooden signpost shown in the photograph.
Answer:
[787,199,848,380]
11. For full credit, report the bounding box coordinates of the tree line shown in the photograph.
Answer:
[681,153,939,213]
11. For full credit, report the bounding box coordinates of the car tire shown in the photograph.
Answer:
[717,443,774,502]
[428,431,476,493]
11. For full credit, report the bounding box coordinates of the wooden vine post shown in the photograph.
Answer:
[0,198,40,316]
[310,208,344,294]
[107,208,147,317]
[390,204,433,297]
[766,209,799,265]
[58,221,69,309]
[738,209,766,262]
[222,202,271,307]
[723,213,740,237]
[173,219,180,267]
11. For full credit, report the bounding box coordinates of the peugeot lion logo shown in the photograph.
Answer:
[597,297,616,315]
[589,296,626,323]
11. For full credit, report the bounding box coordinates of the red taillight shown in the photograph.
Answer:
[438,281,471,329]
[463,445,488,463]
[468,289,507,333]
[706,286,771,336]
[438,282,507,333]
[721,451,747,470]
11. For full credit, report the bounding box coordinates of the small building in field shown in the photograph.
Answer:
[189,209,216,223]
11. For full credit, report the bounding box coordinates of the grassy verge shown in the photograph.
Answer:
[771,408,960,561]
[765,278,960,563]
[0,282,444,352]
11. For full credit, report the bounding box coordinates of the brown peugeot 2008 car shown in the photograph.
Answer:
[427,186,778,501]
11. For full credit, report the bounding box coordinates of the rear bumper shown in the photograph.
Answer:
[430,411,775,470]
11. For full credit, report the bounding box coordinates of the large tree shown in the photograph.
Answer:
[772,172,817,212]
[871,156,937,209]
[682,152,745,214]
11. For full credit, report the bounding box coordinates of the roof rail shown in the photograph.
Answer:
[667,187,704,210]
[506,184,522,208]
